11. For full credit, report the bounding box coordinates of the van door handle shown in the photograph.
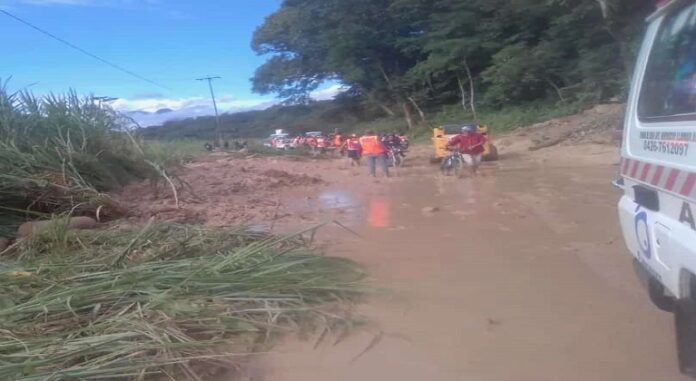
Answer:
[634,185,660,212]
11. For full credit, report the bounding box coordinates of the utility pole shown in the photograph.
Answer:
[196,76,223,146]
[91,96,117,106]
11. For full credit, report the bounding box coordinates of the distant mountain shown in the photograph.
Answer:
[121,103,276,127]
[126,110,150,116]
[138,99,377,140]
[116,85,345,128]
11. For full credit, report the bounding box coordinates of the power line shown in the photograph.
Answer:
[0,9,170,91]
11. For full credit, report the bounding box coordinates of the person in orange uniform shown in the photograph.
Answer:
[333,133,343,148]
[333,133,344,156]
[345,134,362,166]
[359,130,389,177]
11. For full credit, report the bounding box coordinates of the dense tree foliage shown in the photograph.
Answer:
[252,0,655,127]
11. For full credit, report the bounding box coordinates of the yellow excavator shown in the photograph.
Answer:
[431,123,499,162]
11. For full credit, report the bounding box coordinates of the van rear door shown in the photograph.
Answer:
[620,1,696,298]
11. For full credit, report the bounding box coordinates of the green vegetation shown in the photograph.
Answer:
[0,223,365,380]
[142,0,651,141]
[0,82,367,380]
[0,81,201,236]
[141,97,587,141]
[252,0,651,117]
[141,139,203,166]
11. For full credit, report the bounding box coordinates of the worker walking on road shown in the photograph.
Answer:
[345,134,362,167]
[447,124,486,176]
[359,130,389,177]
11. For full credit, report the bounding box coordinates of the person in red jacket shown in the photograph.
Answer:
[447,124,486,176]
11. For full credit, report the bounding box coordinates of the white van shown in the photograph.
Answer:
[619,0,696,376]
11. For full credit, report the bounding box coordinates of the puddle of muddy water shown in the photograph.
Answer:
[252,160,687,381]
[317,191,359,209]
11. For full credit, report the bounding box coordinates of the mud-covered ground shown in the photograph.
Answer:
[117,104,687,381]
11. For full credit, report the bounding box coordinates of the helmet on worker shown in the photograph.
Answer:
[461,124,476,134]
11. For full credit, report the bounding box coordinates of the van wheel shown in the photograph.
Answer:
[648,278,675,312]
[675,298,696,377]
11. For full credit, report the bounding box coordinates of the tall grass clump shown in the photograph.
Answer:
[0,223,366,380]
[0,80,193,236]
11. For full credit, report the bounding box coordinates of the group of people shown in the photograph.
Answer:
[209,125,486,178]
[341,131,409,177]
[282,131,409,177]
[290,134,331,150]
[343,126,486,178]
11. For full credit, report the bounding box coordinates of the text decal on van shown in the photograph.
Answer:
[681,202,696,231]
[639,131,693,157]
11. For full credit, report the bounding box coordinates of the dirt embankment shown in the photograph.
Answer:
[526,103,623,148]
[497,103,623,166]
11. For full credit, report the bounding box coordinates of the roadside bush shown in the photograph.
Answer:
[0,80,190,236]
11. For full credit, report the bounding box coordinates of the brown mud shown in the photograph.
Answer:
[117,104,687,380]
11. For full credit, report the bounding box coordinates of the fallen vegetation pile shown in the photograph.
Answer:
[0,222,365,380]
[0,80,195,237]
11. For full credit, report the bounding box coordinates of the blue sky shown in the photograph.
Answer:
[1,0,344,124]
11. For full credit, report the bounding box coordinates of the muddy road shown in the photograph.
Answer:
[118,115,685,380]
[243,147,687,381]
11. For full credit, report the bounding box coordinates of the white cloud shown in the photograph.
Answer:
[113,94,277,127]
[116,85,348,127]
[113,95,270,113]
[310,84,348,100]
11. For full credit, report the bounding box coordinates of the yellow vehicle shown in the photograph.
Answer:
[432,123,499,162]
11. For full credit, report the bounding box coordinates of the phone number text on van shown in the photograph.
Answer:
[642,140,690,156]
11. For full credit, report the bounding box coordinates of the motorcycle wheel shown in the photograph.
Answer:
[394,153,402,168]
[452,156,462,177]
[440,157,451,176]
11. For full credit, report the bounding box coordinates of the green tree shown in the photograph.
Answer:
[251,0,655,121]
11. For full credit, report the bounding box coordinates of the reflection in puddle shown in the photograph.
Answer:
[293,190,364,226]
[318,191,359,209]
[293,190,394,228]
[367,197,391,228]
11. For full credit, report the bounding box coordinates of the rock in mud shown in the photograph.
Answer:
[421,206,440,214]
[17,216,99,238]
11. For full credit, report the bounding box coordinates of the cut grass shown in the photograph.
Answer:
[0,222,366,380]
